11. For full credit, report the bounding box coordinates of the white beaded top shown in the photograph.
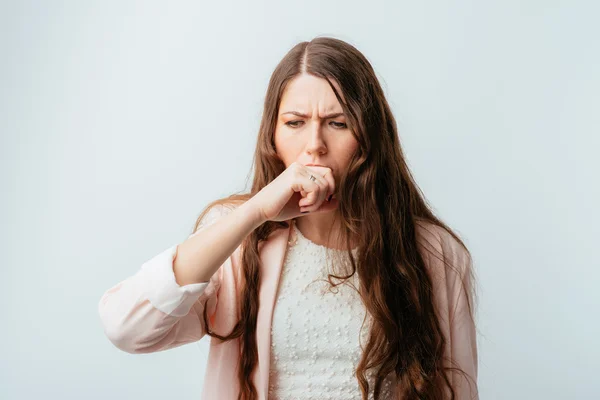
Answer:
[268,220,394,399]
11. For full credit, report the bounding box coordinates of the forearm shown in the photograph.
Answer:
[173,200,265,285]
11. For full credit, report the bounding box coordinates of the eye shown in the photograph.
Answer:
[330,121,347,129]
[284,120,347,129]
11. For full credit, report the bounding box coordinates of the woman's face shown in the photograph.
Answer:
[274,74,359,184]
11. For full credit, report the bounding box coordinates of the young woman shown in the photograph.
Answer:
[98,37,478,400]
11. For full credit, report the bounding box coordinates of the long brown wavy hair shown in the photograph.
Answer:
[193,36,477,400]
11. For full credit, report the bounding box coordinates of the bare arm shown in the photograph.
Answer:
[98,163,335,353]
[173,162,339,286]
[98,199,265,353]
[173,199,265,285]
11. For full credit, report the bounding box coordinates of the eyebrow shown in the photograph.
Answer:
[280,111,345,119]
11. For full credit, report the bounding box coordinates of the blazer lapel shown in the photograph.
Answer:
[254,223,292,399]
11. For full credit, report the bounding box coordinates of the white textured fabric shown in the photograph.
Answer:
[268,221,395,399]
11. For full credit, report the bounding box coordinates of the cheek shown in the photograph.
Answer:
[338,137,359,162]
[274,136,298,164]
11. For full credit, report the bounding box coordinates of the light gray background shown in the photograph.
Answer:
[1,1,598,399]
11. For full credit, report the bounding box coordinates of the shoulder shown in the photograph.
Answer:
[414,219,460,255]
[414,218,473,286]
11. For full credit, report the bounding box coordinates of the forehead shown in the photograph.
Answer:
[279,74,346,112]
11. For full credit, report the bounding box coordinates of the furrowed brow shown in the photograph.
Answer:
[281,111,344,119]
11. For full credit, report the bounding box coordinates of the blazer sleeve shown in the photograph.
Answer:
[445,236,479,399]
[98,204,232,354]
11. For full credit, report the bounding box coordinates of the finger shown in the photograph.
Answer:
[319,168,336,200]
[304,165,335,199]
[299,181,320,208]
[305,166,332,205]
[297,173,322,209]
[300,170,328,211]
[296,169,319,208]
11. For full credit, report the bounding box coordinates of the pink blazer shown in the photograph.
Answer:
[98,205,478,399]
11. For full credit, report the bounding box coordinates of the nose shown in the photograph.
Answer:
[305,123,327,156]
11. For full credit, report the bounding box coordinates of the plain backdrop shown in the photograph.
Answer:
[1,1,598,399]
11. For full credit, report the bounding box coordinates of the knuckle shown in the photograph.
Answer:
[292,167,303,179]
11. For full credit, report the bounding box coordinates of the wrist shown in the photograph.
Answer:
[238,199,267,230]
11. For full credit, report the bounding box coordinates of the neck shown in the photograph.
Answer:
[294,211,357,250]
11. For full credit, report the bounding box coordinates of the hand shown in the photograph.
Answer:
[249,162,338,223]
